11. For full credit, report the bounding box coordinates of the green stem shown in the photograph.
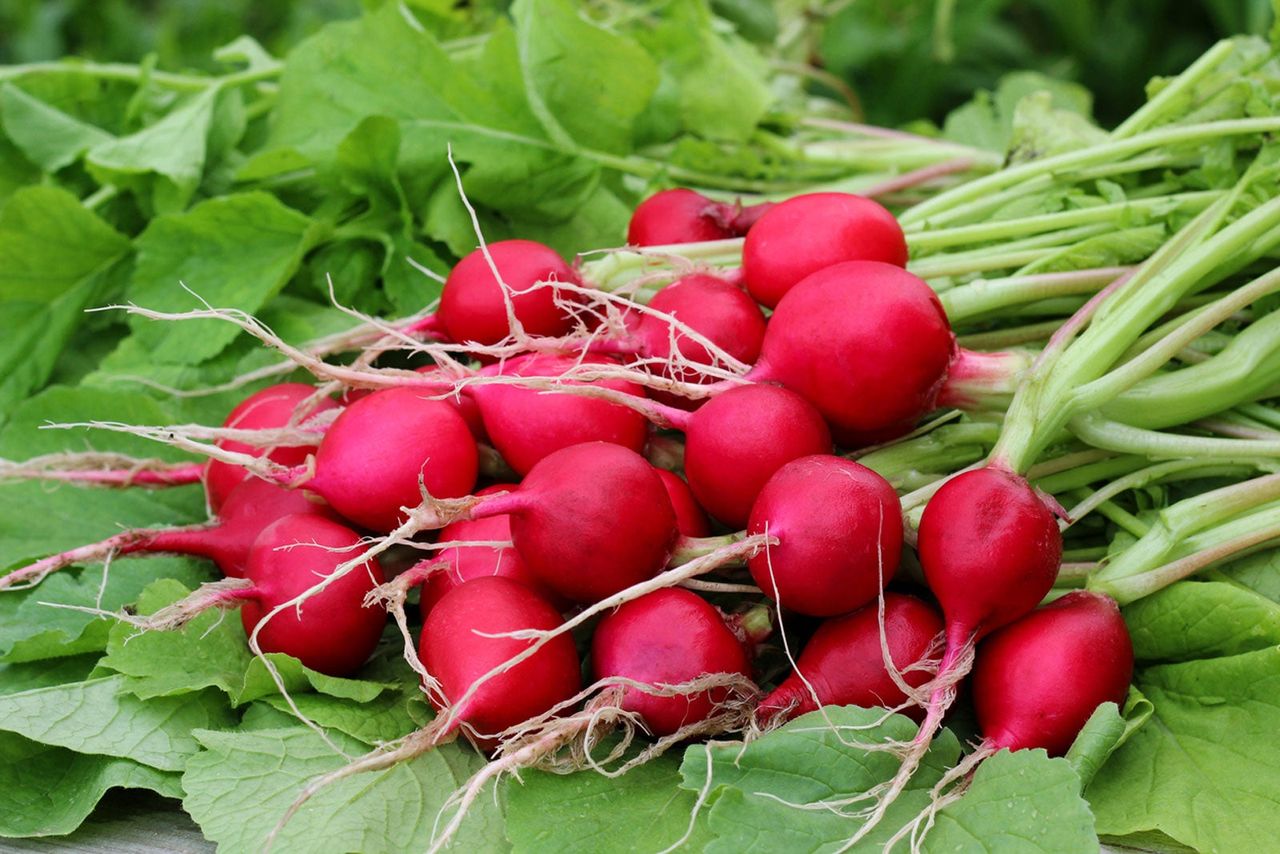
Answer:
[0,60,280,90]
[1072,413,1280,459]
[1111,40,1238,139]
[941,267,1131,322]
[908,224,1112,279]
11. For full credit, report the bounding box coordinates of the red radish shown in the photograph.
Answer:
[343,366,486,442]
[237,514,387,676]
[0,478,333,590]
[418,484,546,614]
[741,192,907,308]
[973,591,1132,756]
[404,240,581,345]
[757,594,942,723]
[597,274,767,391]
[469,443,678,604]
[746,455,903,617]
[421,576,582,738]
[628,189,771,246]
[846,464,1062,846]
[591,588,752,736]
[205,383,338,512]
[656,469,711,537]
[471,353,650,476]
[678,384,832,527]
[300,387,478,532]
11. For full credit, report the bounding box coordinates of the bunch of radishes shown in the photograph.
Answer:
[2,186,1134,848]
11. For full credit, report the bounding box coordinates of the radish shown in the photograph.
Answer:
[205,383,338,512]
[746,455,903,617]
[678,385,832,528]
[0,477,332,590]
[746,261,1024,446]
[846,464,1061,845]
[972,591,1133,756]
[655,469,710,537]
[468,443,678,604]
[472,353,650,476]
[741,192,907,308]
[591,587,754,736]
[418,484,548,614]
[343,366,486,442]
[627,189,771,246]
[298,387,479,532]
[403,240,581,345]
[757,594,942,724]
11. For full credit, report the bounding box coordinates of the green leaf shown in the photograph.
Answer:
[511,0,658,155]
[1088,647,1280,852]
[100,579,396,705]
[1215,549,1280,604]
[0,731,181,838]
[0,675,232,771]
[86,87,218,214]
[183,726,507,853]
[259,690,428,745]
[505,750,712,853]
[126,191,319,364]
[1122,580,1280,662]
[0,655,99,696]
[0,184,129,302]
[0,83,114,172]
[1064,689,1153,788]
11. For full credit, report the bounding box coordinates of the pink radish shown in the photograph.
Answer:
[469,442,677,604]
[404,240,581,345]
[0,477,333,590]
[299,387,478,532]
[678,385,832,527]
[655,469,710,537]
[741,192,907,308]
[591,588,752,736]
[421,576,582,740]
[418,484,549,614]
[757,594,942,723]
[627,189,771,246]
[472,354,650,475]
[343,366,486,442]
[237,514,387,676]
[972,591,1132,756]
[746,455,902,617]
[205,383,338,511]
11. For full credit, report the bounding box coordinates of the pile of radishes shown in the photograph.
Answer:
[1,187,1134,848]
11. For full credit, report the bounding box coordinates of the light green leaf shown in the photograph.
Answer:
[1215,549,1280,604]
[0,675,232,770]
[1065,689,1153,788]
[0,654,98,696]
[259,690,428,745]
[126,191,319,364]
[100,579,396,705]
[86,87,217,213]
[183,726,507,853]
[1122,580,1280,662]
[0,731,181,838]
[0,83,114,172]
[0,184,129,302]
[512,0,658,155]
[1088,647,1280,852]
[504,751,712,853]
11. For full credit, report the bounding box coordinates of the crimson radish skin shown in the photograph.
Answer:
[470,443,678,604]
[746,455,903,617]
[238,514,387,676]
[592,588,752,736]
[409,240,581,346]
[758,594,943,722]
[473,353,650,476]
[343,366,486,442]
[741,193,908,308]
[627,189,774,246]
[656,469,711,537]
[0,477,334,589]
[304,387,479,532]
[421,576,582,738]
[419,484,547,614]
[680,385,832,528]
[973,591,1133,756]
[205,383,338,512]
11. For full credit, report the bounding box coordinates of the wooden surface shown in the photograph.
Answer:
[0,792,211,854]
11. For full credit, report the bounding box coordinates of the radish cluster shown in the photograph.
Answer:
[3,185,1132,849]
